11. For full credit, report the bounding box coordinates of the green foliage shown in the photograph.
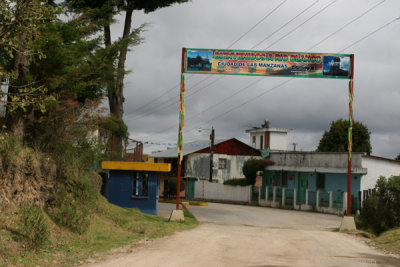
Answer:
[47,176,98,234]
[0,1,58,114]
[223,178,250,186]
[163,178,185,198]
[242,159,265,185]
[317,119,372,154]
[100,117,129,139]
[18,205,49,249]
[396,154,400,161]
[29,18,108,102]
[359,176,400,234]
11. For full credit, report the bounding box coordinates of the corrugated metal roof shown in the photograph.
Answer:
[150,139,226,158]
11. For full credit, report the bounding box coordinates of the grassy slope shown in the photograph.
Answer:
[373,227,400,255]
[0,197,198,266]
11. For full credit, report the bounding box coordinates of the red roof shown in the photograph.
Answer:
[196,138,261,156]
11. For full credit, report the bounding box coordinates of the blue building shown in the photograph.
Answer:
[260,152,400,214]
[101,161,171,215]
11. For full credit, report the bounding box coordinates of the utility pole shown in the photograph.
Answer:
[209,127,215,182]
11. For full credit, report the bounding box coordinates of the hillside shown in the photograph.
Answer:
[0,135,198,266]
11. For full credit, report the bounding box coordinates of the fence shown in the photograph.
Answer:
[191,181,359,215]
[259,186,347,215]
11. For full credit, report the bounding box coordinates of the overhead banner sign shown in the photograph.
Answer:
[184,48,352,79]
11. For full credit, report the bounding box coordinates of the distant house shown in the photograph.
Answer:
[260,151,400,213]
[151,138,261,197]
[245,120,290,151]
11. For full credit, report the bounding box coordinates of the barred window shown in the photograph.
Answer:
[218,158,227,169]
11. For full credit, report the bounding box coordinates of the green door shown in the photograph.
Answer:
[298,173,308,203]
[187,179,195,199]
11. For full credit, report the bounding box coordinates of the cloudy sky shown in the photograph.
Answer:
[109,0,399,158]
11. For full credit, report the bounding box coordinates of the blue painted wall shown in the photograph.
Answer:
[105,170,159,215]
[263,170,361,196]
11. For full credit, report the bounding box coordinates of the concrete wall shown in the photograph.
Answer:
[361,156,400,190]
[270,132,288,151]
[267,152,367,174]
[194,180,251,203]
[185,153,258,183]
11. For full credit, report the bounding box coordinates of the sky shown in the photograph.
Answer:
[109,0,400,158]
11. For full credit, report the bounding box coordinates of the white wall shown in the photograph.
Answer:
[361,156,400,190]
[185,153,259,183]
[194,180,251,202]
[249,131,288,151]
[250,132,263,150]
[270,132,288,151]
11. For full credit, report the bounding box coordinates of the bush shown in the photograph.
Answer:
[223,178,249,186]
[359,176,400,234]
[163,178,185,198]
[18,205,49,249]
[47,176,97,234]
[242,158,265,185]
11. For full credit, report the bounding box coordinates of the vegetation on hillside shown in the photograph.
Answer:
[0,1,196,265]
[357,176,400,235]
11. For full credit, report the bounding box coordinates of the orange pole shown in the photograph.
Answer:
[347,54,354,216]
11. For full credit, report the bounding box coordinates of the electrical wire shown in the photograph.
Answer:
[141,13,400,143]
[251,0,321,49]
[126,0,326,122]
[125,1,287,118]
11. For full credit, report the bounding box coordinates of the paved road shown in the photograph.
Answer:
[87,202,400,267]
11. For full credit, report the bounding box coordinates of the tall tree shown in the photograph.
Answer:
[64,0,189,158]
[317,119,372,154]
[0,0,56,140]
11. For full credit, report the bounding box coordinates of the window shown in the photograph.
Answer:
[252,136,256,144]
[317,173,325,190]
[260,135,263,149]
[218,158,227,169]
[132,172,149,197]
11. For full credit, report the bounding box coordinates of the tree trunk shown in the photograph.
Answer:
[6,9,30,142]
[105,3,134,159]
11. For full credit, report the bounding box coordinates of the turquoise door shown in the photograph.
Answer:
[298,173,308,203]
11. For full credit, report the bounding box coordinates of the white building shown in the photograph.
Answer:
[245,120,290,151]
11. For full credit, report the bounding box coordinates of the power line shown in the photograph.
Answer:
[339,16,399,52]
[307,0,387,51]
[139,77,265,138]
[127,0,325,122]
[251,0,321,49]
[148,14,400,142]
[226,0,287,49]
[197,15,400,126]
[126,75,211,118]
[126,1,287,119]
[265,0,337,50]
[126,75,223,122]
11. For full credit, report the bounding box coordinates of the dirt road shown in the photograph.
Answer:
[85,203,400,267]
